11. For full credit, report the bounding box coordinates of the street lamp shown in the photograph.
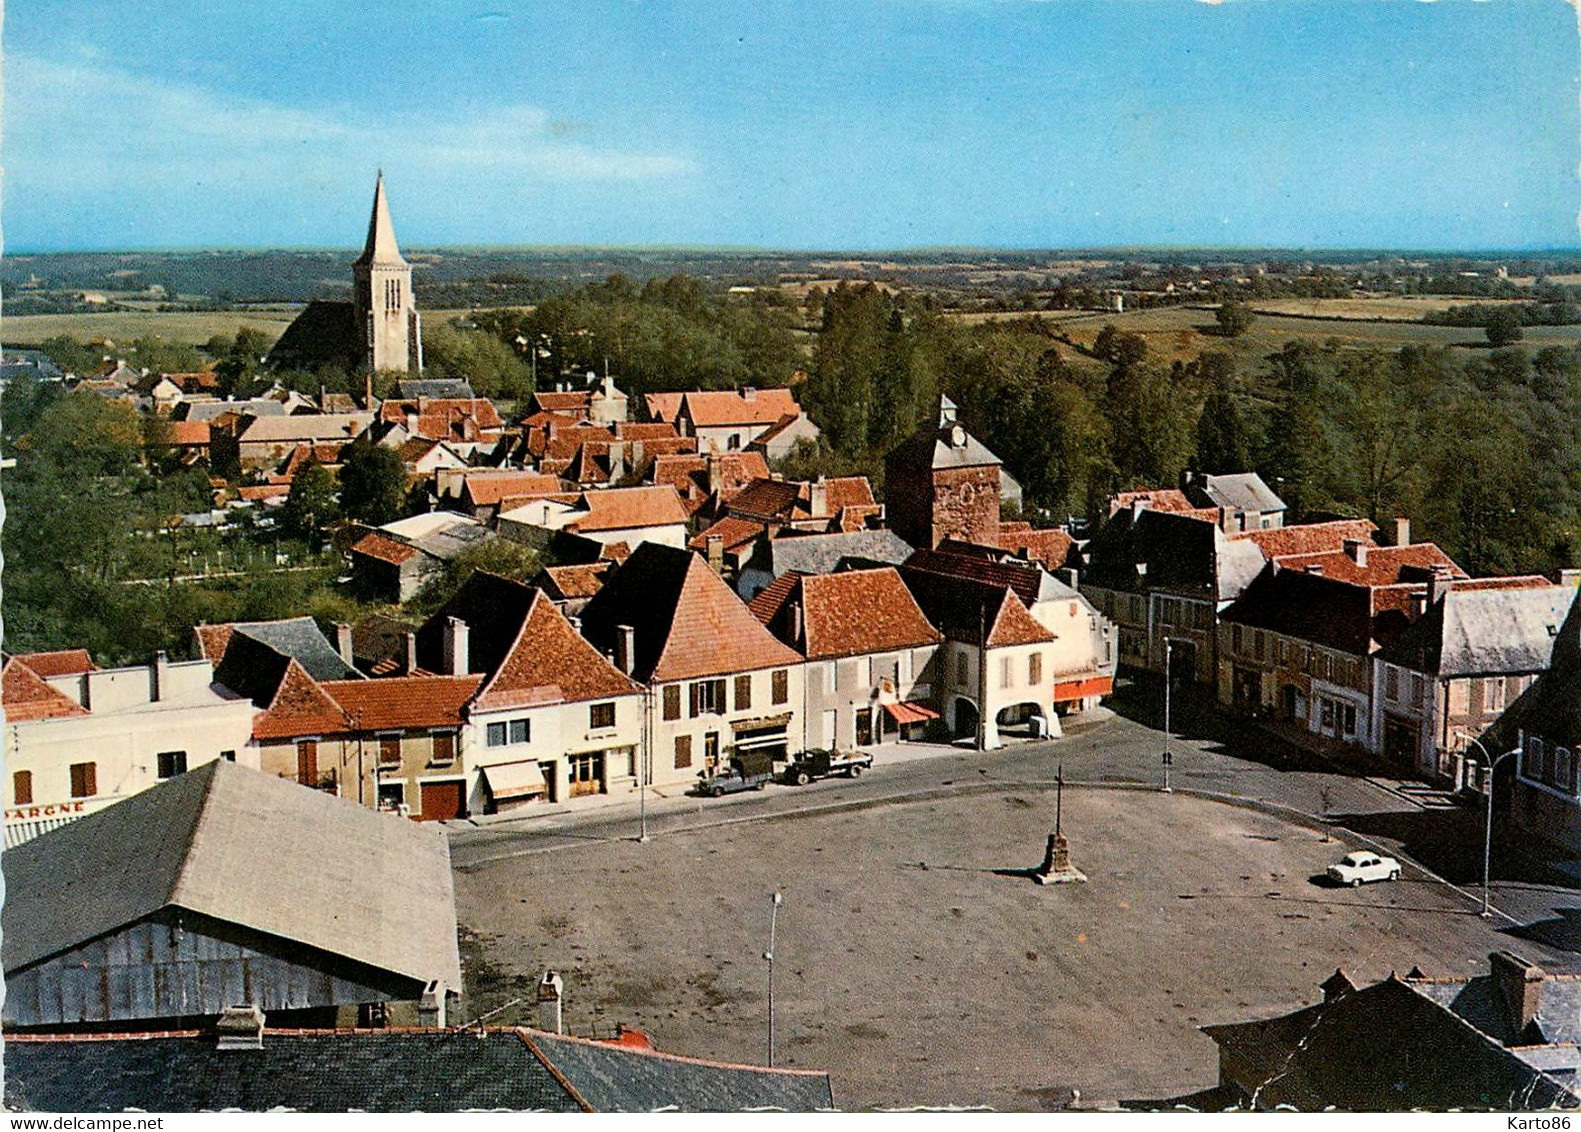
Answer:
[638,740,650,843]
[1162,638,1178,793]
[1459,733,1522,918]
[764,891,783,1067]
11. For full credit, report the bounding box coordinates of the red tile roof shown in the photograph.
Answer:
[2,657,90,722]
[14,649,96,678]
[321,674,483,731]
[533,390,593,414]
[166,421,212,447]
[474,589,641,711]
[381,398,504,431]
[238,484,291,502]
[1276,543,1466,587]
[539,563,613,601]
[689,515,766,555]
[254,659,351,741]
[725,478,802,519]
[579,544,804,683]
[1235,519,1378,560]
[644,392,685,422]
[987,589,1058,647]
[747,571,804,625]
[566,486,689,534]
[996,523,1075,570]
[193,624,234,663]
[616,422,683,441]
[682,388,800,428]
[351,532,419,566]
[462,471,564,507]
[1110,488,1195,515]
[1451,575,1557,592]
[791,569,943,660]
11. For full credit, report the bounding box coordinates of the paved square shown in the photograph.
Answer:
[455,785,1527,1110]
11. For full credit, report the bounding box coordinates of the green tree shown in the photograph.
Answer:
[338,439,410,526]
[280,460,339,542]
[410,539,541,615]
[1195,389,1256,474]
[1215,301,1256,338]
[1486,307,1524,347]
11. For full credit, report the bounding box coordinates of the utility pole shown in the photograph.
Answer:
[764,892,783,1067]
[1162,639,1174,793]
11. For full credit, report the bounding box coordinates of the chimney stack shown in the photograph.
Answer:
[405,630,418,675]
[152,650,170,703]
[216,1004,265,1050]
[809,477,829,518]
[1394,517,1412,547]
[335,622,354,665]
[1131,498,1146,522]
[1343,539,1369,568]
[1490,950,1545,1038]
[706,534,725,574]
[1553,569,1581,589]
[538,971,565,1035]
[443,616,470,676]
[418,980,449,1028]
[791,598,806,647]
[1428,566,1453,607]
[614,625,635,675]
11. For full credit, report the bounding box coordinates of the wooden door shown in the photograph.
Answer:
[419,780,465,821]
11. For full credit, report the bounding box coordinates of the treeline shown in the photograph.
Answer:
[1423,300,1581,329]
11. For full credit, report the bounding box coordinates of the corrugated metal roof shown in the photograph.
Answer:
[2,761,462,991]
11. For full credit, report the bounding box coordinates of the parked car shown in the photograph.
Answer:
[694,751,776,798]
[781,748,873,786]
[1326,851,1401,886]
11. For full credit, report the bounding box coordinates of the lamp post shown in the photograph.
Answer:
[1459,733,1522,918]
[764,891,783,1067]
[638,739,650,843]
[1162,639,1175,793]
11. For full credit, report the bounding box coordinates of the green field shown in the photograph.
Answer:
[2,309,300,348]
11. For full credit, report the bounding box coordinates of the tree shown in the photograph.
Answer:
[1093,324,1148,368]
[1215,301,1256,338]
[280,460,339,542]
[1486,307,1524,347]
[410,538,541,615]
[338,439,410,526]
[1195,389,1256,474]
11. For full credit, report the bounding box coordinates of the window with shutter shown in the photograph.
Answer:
[664,685,682,721]
[13,770,32,805]
[735,675,752,711]
[674,735,693,769]
[772,669,788,705]
[70,761,98,798]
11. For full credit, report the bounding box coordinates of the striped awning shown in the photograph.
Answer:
[482,760,547,801]
[882,701,940,726]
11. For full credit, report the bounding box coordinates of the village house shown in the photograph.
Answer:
[734,528,916,602]
[648,451,771,523]
[579,543,806,780]
[898,565,1062,748]
[349,511,497,603]
[673,387,815,454]
[414,572,645,814]
[227,411,372,470]
[1,649,257,846]
[1215,540,1466,749]
[535,561,616,617]
[197,618,373,803]
[688,475,884,578]
[747,411,823,462]
[2,760,462,1031]
[375,395,505,457]
[438,467,565,522]
[529,372,631,425]
[1371,575,1576,784]
[497,484,690,555]
[907,544,1116,715]
[750,567,944,748]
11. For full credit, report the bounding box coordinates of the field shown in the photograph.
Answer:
[1,307,486,349]
[454,785,1527,1111]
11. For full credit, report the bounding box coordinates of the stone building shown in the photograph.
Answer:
[885,396,1003,551]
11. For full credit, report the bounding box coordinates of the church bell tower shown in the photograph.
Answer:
[353,173,422,374]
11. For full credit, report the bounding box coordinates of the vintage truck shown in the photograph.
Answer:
[693,751,776,798]
[780,748,873,786]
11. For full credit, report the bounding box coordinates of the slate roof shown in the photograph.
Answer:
[1,656,91,722]
[266,300,363,373]
[179,398,288,423]
[885,395,1001,473]
[1187,472,1287,515]
[1481,591,1581,753]
[751,529,916,580]
[3,1029,578,1112]
[751,568,942,661]
[3,1026,835,1113]
[1378,582,1575,677]
[2,760,462,989]
[238,412,372,446]
[580,543,802,683]
[397,378,476,399]
[530,1029,836,1112]
[1202,976,1578,1112]
[201,618,363,683]
[1085,507,1259,599]
[356,173,408,268]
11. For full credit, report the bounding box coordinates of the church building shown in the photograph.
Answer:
[268,174,422,377]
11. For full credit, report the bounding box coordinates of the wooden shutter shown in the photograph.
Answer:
[664,685,682,721]
[735,675,752,711]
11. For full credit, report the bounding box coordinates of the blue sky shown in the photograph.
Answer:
[7,1,1580,251]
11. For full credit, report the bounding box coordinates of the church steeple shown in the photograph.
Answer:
[352,173,420,374]
[356,172,408,269]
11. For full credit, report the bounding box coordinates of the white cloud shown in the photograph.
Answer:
[6,53,698,192]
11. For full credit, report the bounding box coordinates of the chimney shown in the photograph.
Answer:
[404,631,418,675]
[334,622,354,665]
[1059,567,1080,590]
[443,617,470,675]
[1305,564,1324,576]
[1394,517,1412,547]
[809,477,829,517]
[1489,950,1545,1038]
[742,386,756,401]
[791,599,806,647]
[1216,505,1230,532]
[418,980,449,1028]
[152,650,170,703]
[1343,539,1369,568]
[538,971,565,1034]
[1131,498,1146,521]
[614,625,635,675]
[1411,591,1428,619]
[1554,569,1581,589]
[707,534,725,574]
[216,1004,265,1050]
[1428,566,1453,607]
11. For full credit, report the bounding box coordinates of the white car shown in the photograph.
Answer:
[1327,851,1401,886]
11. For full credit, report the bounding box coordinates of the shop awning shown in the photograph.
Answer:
[482,760,546,801]
[882,701,940,726]
[730,712,793,733]
[1053,675,1113,702]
